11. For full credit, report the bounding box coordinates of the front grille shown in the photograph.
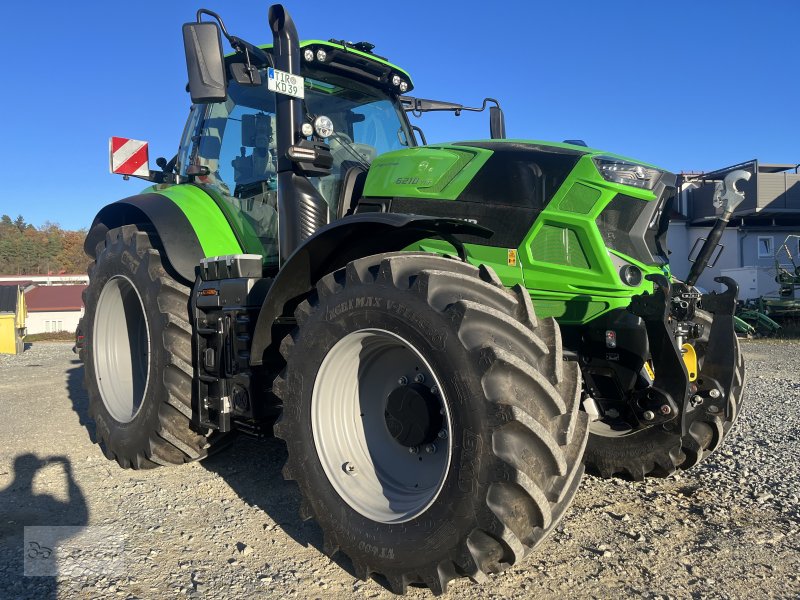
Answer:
[596,188,672,265]
[531,225,590,269]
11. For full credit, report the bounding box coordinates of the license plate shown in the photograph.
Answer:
[267,67,304,99]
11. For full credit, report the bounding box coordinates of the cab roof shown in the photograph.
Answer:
[226,39,413,93]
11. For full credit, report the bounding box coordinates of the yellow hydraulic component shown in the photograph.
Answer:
[643,361,655,381]
[681,343,698,381]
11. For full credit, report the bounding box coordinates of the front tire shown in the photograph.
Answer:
[274,253,588,593]
[82,224,227,469]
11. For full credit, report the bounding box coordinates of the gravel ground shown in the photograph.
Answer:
[0,341,798,599]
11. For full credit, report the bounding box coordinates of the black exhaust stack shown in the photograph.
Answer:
[268,5,301,174]
[268,4,329,263]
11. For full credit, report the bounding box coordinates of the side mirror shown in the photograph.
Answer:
[182,22,227,103]
[489,106,506,139]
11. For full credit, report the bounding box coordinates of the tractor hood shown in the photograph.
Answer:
[363,140,589,202]
[360,139,676,268]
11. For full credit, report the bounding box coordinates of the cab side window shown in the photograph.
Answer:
[219,107,278,195]
[181,81,281,268]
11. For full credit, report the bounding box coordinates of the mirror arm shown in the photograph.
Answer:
[196,9,232,39]
[229,36,274,68]
[196,8,273,69]
[455,97,502,114]
[400,96,502,115]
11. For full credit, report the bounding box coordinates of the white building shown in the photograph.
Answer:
[24,284,86,334]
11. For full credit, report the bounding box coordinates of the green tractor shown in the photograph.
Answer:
[81,4,746,593]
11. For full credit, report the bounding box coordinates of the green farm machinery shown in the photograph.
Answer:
[81,4,747,592]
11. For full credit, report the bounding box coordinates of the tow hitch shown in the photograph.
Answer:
[626,169,750,436]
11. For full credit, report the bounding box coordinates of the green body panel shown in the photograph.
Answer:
[365,140,668,325]
[519,154,662,323]
[189,185,269,258]
[411,240,525,287]
[150,185,243,258]
[364,145,492,199]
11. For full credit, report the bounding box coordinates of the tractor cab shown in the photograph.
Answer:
[175,40,416,269]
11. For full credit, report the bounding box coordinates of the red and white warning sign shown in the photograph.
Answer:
[109,137,150,177]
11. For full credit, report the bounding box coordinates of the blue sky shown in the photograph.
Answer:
[1,0,797,230]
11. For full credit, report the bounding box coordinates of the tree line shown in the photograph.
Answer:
[0,215,89,275]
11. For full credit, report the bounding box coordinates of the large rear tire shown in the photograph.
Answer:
[583,309,745,480]
[273,253,588,593]
[82,224,228,469]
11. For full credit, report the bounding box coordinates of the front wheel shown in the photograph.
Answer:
[83,224,229,469]
[274,253,588,593]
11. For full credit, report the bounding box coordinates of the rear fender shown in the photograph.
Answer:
[249,213,491,365]
[85,187,242,284]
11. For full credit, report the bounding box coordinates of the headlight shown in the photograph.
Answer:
[314,115,334,138]
[619,264,643,286]
[593,156,661,190]
[391,74,401,87]
[303,48,315,62]
[316,48,327,62]
[399,81,409,93]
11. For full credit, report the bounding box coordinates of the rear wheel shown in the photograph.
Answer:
[274,253,588,593]
[83,224,228,469]
[583,310,745,479]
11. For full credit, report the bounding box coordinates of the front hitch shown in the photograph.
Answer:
[689,276,740,427]
[627,274,688,428]
[626,275,740,438]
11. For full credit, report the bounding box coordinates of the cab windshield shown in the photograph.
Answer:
[180,66,412,266]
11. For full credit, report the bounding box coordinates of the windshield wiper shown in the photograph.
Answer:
[329,133,372,169]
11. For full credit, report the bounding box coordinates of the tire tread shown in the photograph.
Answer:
[273,253,588,593]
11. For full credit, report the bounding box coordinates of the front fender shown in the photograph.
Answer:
[249,213,491,365]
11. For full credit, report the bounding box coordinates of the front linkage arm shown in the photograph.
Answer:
[627,274,688,429]
[693,277,740,424]
[627,274,740,439]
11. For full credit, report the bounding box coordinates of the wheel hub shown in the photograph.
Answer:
[384,383,443,448]
[311,328,452,523]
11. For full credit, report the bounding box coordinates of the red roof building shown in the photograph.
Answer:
[25,285,86,312]
[24,284,87,334]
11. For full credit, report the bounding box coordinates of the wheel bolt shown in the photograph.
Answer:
[708,405,720,414]
[437,429,448,440]
[691,395,704,407]
[343,462,356,475]
[414,373,425,384]
[643,410,655,421]
[660,404,671,415]
[425,443,437,454]
[398,376,408,386]
[430,386,439,395]
[408,446,419,454]
[709,389,721,399]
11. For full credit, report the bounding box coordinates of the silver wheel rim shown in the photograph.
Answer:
[590,416,635,437]
[93,275,150,424]
[312,329,452,524]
